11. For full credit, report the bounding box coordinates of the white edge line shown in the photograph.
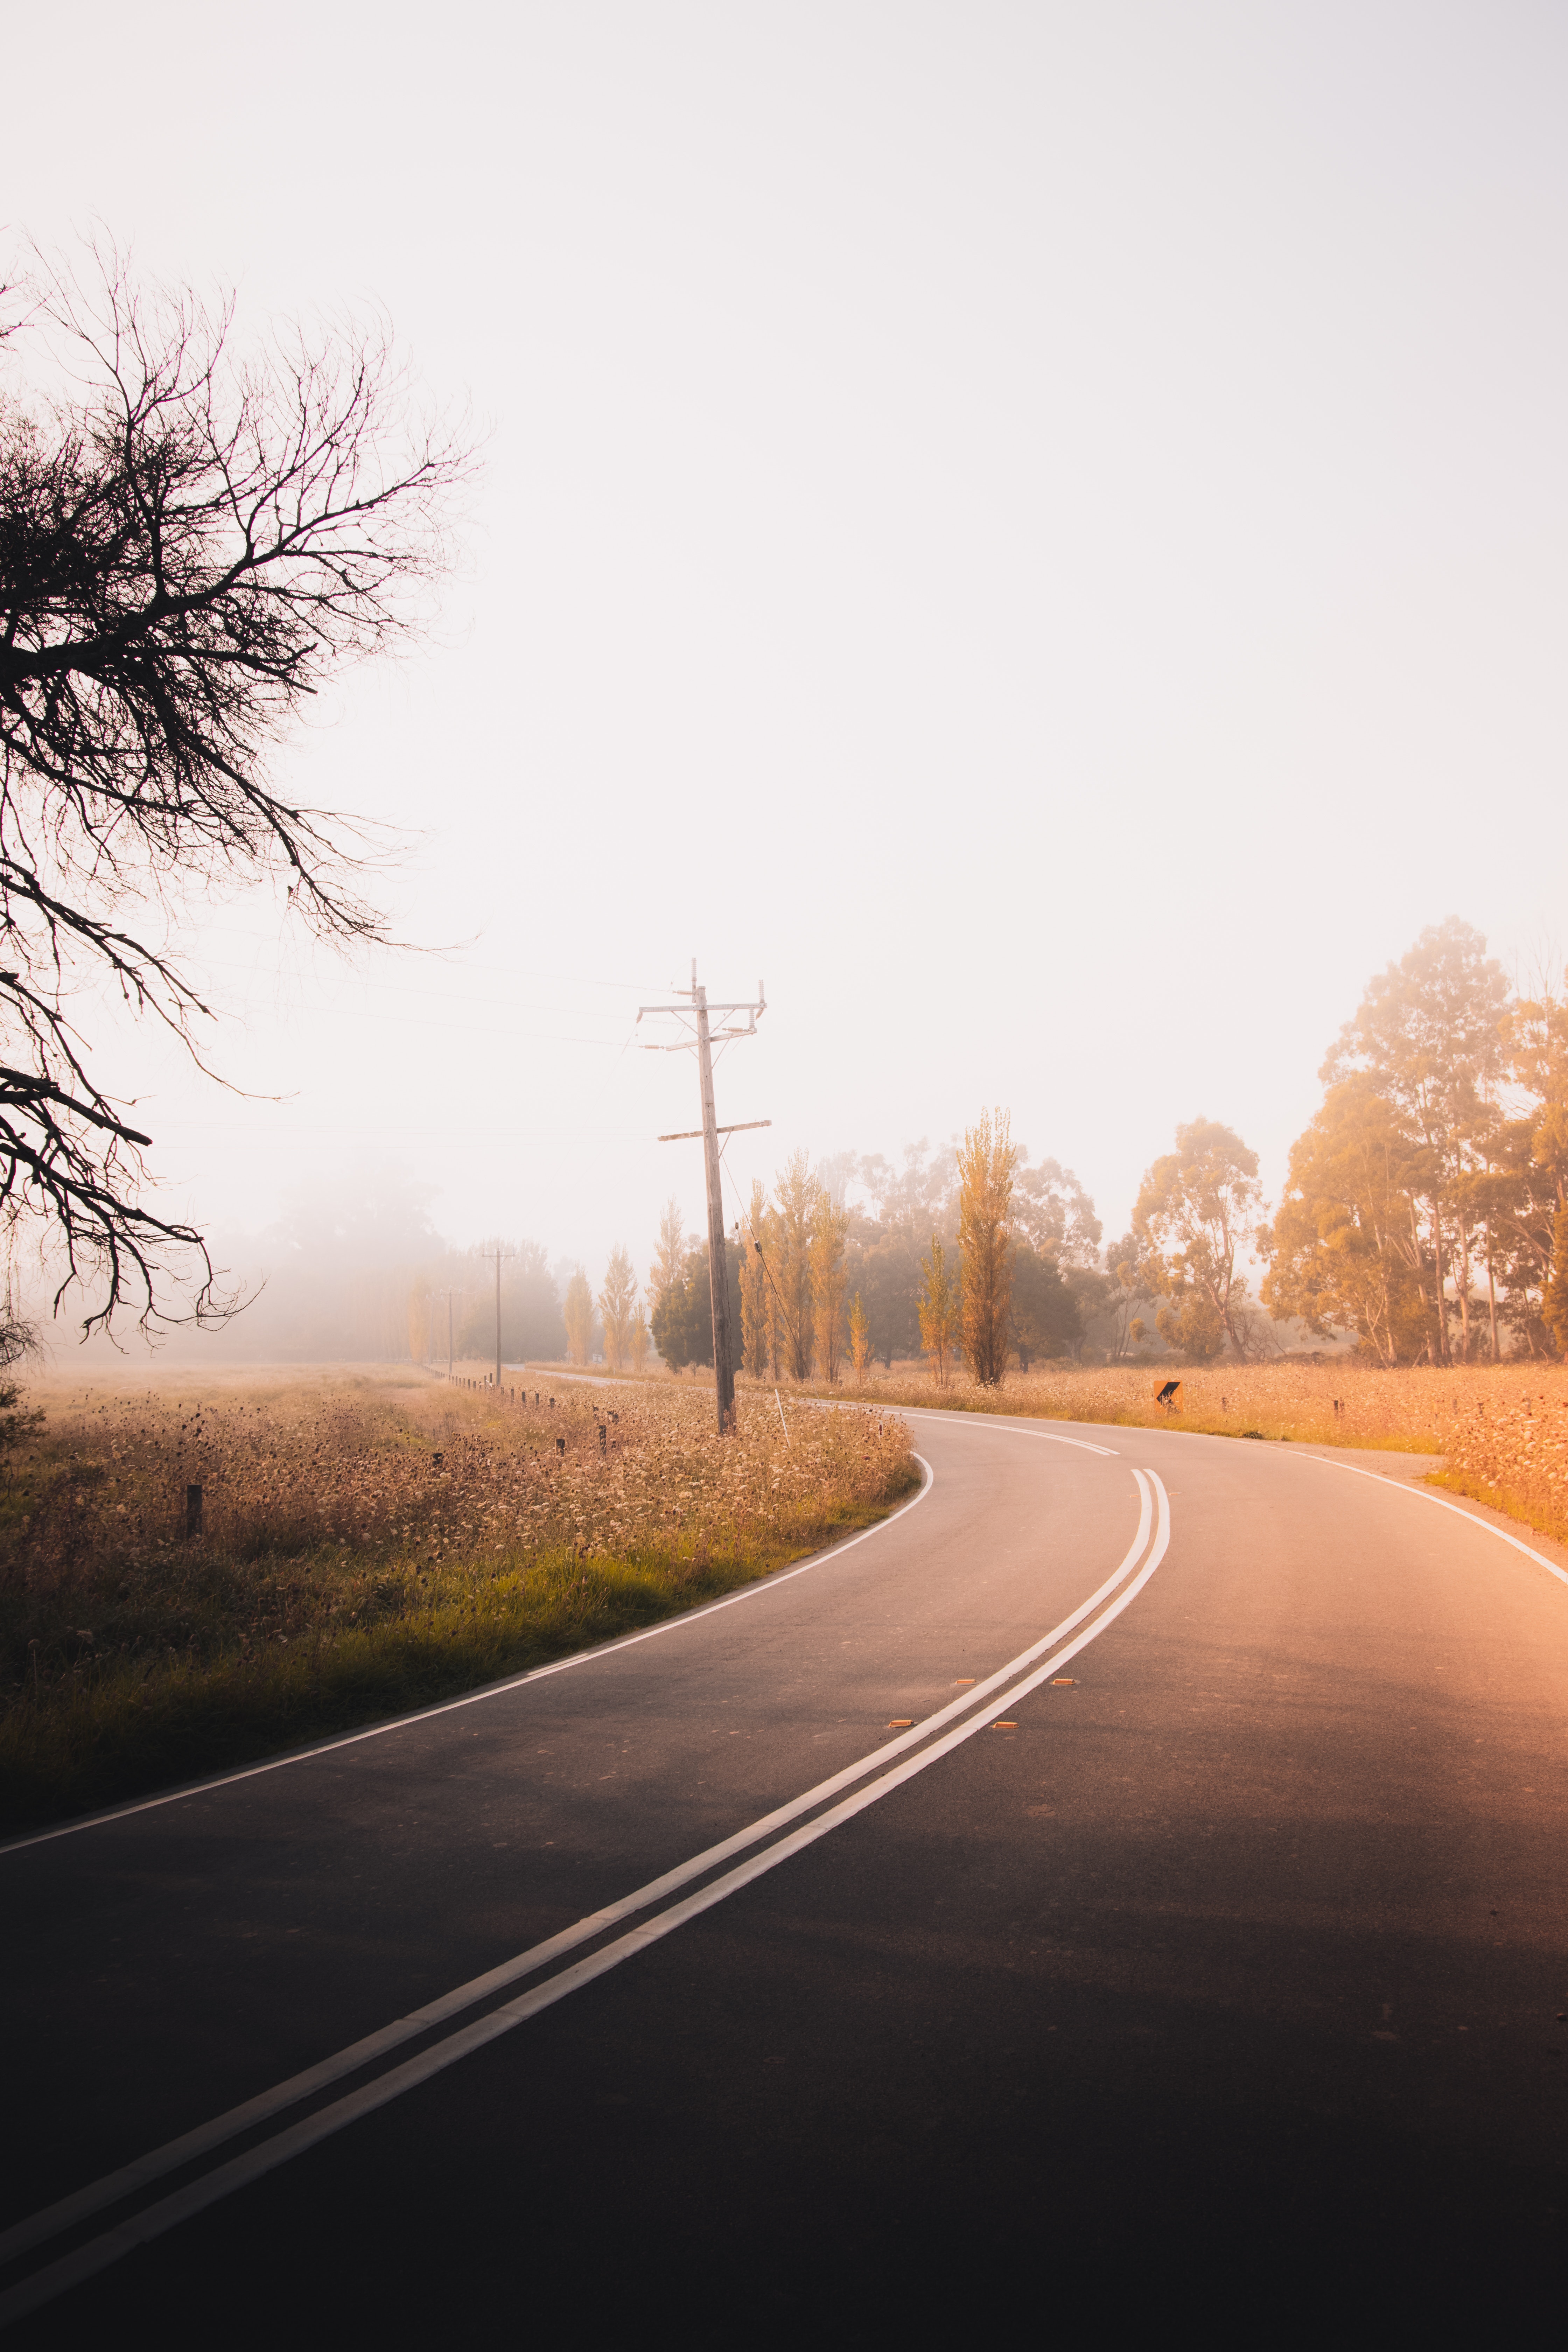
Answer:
[0,1471,1169,2324]
[899,1408,1118,1455]
[0,1467,1155,2271]
[1290,1449,1568,1589]
[0,1450,939,1860]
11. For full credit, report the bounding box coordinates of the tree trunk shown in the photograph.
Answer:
[1458,1218,1472,1363]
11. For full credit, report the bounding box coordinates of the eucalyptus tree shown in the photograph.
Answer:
[1318,919,1509,1362]
[1134,1118,1265,1360]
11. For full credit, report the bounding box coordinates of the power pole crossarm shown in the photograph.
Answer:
[639,964,765,1435]
[657,1120,771,1143]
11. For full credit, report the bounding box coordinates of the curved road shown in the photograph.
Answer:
[4,1408,1567,2333]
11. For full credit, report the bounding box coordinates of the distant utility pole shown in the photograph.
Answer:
[436,1287,461,1376]
[640,961,767,1435]
[479,1246,516,1392]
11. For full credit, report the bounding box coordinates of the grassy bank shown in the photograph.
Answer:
[749,1356,1567,1451]
[736,1357,1568,1546]
[0,1369,917,1834]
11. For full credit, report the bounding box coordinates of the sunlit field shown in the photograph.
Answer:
[734,1356,1568,1542]
[0,1366,916,1833]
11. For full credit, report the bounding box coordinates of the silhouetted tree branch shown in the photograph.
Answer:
[0,239,475,1333]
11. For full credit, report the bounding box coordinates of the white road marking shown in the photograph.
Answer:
[900,1409,1118,1456]
[0,1469,1166,2314]
[0,1450,940,1860]
[1291,1450,1568,1589]
[0,1477,1173,2330]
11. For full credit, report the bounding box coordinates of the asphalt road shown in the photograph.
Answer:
[5,1408,1568,2337]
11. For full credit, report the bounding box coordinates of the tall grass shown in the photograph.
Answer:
[737,1356,1531,1451]
[0,1368,917,1833]
[749,1356,1568,1541]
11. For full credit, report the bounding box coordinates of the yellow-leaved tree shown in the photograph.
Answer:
[564,1267,594,1366]
[810,1186,850,1381]
[1260,1077,1428,1366]
[772,1149,816,1380]
[957,1108,1017,1386]
[740,1178,773,1377]
[918,1236,957,1388]
[848,1290,873,1377]
[649,1197,686,1310]
[1135,1117,1264,1362]
[597,1245,638,1371]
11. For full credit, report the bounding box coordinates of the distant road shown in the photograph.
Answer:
[5,1411,1567,2332]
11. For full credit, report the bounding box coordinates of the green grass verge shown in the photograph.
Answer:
[0,1488,915,1839]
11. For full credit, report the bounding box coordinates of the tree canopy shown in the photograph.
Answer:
[1264,919,1568,1363]
[1133,1118,1265,1360]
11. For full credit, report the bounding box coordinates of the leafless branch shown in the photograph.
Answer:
[0,236,477,1333]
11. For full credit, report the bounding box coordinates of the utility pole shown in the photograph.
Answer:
[436,1287,461,1376]
[479,1246,516,1391]
[640,962,766,1434]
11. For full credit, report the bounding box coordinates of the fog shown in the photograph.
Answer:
[7,2,1568,1355]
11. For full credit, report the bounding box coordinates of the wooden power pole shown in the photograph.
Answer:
[436,1287,461,1376]
[479,1247,515,1391]
[641,963,768,1434]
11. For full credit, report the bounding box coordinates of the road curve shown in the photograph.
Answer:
[4,1408,1567,2334]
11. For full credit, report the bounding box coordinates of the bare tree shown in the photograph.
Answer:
[0,240,474,1333]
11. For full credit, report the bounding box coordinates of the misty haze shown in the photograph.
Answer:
[4,6,1568,2337]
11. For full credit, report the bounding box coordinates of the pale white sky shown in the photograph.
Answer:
[7,2,1567,1312]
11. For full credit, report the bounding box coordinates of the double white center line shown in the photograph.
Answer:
[0,1465,1170,2327]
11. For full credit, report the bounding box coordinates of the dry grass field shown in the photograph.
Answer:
[743,1356,1568,1542]
[0,1365,917,1833]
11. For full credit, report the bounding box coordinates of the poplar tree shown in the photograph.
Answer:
[739,1178,772,1378]
[848,1290,873,1376]
[956,1108,1016,1386]
[810,1188,850,1381]
[648,1198,686,1311]
[918,1236,957,1388]
[771,1149,816,1380]
[563,1268,594,1366]
[597,1245,638,1371]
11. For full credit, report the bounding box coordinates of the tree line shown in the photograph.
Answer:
[632,918,1568,1381]
[636,1119,1120,1384]
[59,911,1566,1378]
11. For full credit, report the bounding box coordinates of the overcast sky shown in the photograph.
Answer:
[8,2,1568,1308]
